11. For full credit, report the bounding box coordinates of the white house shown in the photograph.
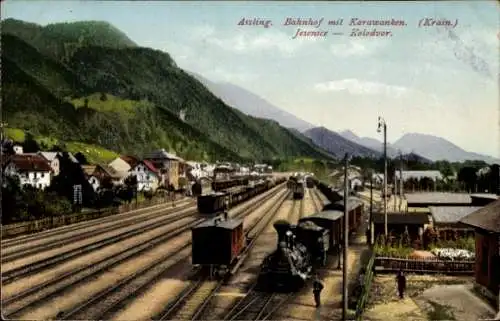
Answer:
[3,154,53,189]
[395,170,443,182]
[350,177,363,190]
[129,160,160,192]
[13,144,23,154]
[38,152,61,176]
[108,157,132,173]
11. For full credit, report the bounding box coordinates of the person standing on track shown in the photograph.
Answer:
[312,274,324,307]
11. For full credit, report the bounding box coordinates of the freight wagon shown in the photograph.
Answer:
[197,177,285,214]
[191,213,245,277]
[322,197,364,235]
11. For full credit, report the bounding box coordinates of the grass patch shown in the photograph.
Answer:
[66,142,119,164]
[426,300,456,320]
[4,127,26,142]
[71,93,151,119]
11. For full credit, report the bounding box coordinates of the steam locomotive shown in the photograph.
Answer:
[287,176,305,200]
[258,219,329,291]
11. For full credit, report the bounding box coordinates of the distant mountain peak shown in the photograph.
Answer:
[187,71,315,132]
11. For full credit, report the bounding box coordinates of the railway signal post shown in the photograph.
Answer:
[377,116,388,236]
[342,153,349,321]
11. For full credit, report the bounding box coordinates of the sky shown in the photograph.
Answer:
[2,1,500,157]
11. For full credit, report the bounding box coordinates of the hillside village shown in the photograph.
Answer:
[0,141,275,194]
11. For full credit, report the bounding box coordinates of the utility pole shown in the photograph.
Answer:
[393,170,397,212]
[342,153,349,321]
[370,173,374,245]
[399,153,403,212]
[378,117,388,236]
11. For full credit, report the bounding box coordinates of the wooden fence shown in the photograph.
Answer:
[355,251,376,321]
[374,256,475,274]
[2,196,171,238]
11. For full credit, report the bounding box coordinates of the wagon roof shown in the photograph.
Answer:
[300,210,344,222]
[194,217,243,230]
[323,197,363,211]
[405,192,471,205]
[459,199,500,233]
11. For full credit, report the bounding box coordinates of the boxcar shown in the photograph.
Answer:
[298,210,343,253]
[322,197,364,234]
[197,192,228,214]
[293,181,305,199]
[191,216,245,269]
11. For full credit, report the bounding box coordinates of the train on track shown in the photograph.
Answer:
[197,177,286,214]
[191,212,246,277]
[258,220,329,291]
[287,176,305,200]
[257,187,365,292]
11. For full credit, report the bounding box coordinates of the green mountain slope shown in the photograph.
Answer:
[2,19,334,162]
[67,45,330,159]
[2,34,92,98]
[1,18,136,64]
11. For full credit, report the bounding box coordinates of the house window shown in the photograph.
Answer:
[41,173,45,178]
[147,174,150,181]
[481,243,489,276]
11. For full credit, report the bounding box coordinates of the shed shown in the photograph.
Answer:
[406,192,471,207]
[299,210,343,252]
[191,217,245,266]
[372,212,430,241]
[471,194,499,207]
[429,206,482,228]
[459,199,500,303]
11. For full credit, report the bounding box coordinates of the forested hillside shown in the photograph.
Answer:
[1,19,334,162]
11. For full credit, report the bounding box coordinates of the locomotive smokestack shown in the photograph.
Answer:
[274,220,291,247]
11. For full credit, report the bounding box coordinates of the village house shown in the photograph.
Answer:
[460,199,500,314]
[3,154,53,189]
[82,164,127,191]
[129,160,160,192]
[143,149,183,190]
[107,156,136,180]
[37,152,62,176]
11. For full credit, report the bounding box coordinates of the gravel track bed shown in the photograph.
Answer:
[2,201,194,261]
[15,231,194,320]
[1,198,191,247]
[1,207,197,276]
[1,213,198,299]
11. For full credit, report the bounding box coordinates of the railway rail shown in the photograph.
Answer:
[222,284,292,321]
[3,183,287,320]
[57,184,287,320]
[2,201,195,263]
[2,206,199,283]
[157,189,290,321]
[1,197,192,247]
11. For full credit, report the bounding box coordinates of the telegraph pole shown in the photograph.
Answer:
[370,174,374,245]
[342,153,349,321]
[378,117,388,236]
[393,170,397,212]
[399,153,403,212]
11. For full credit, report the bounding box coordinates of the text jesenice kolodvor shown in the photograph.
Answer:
[237,17,459,38]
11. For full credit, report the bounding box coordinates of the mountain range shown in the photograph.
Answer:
[188,72,315,132]
[1,18,333,163]
[2,18,496,165]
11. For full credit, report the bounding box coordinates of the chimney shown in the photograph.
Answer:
[274,220,291,248]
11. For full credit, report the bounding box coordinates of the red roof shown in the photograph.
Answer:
[7,154,52,172]
[120,155,140,167]
[141,160,159,174]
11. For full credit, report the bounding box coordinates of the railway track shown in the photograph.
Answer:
[157,189,290,321]
[2,206,199,283]
[2,201,195,263]
[48,184,287,320]
[222,284,292,321]
[1,197,192,247]
[2,183,286,320]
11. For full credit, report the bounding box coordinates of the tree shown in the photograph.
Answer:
[99,92,108,101]
[23,133,40,153]
[457,166,477,192]
[74,152,88,165]
[100,176,114,190]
